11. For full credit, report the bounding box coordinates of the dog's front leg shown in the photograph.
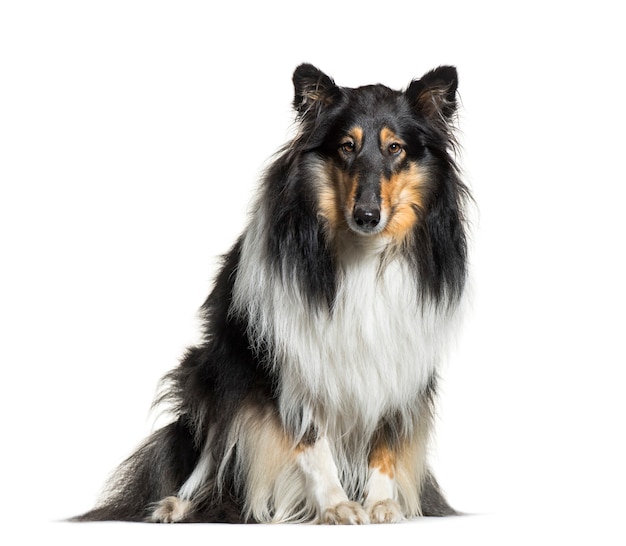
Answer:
[363,438,404,523]
[296,436,369,524]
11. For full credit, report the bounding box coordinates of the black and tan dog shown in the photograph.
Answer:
[77,63,470,524]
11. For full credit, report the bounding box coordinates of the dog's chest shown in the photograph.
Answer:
[276,254,450,429]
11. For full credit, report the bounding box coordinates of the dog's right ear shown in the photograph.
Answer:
[292,64,341,115]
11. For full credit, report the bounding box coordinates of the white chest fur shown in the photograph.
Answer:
[233,229,461,442]
[282,253,450,436]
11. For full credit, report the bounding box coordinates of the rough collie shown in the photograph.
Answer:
[76,63,470,524]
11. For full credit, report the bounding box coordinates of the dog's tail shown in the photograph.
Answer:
[421,470,458,516]
[72,418,199,522]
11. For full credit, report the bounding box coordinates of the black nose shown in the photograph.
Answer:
[353,206,381,230]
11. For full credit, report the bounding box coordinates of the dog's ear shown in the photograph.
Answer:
[292,64,341,115]
[405,66,458,121]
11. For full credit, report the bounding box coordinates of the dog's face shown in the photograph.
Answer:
[320,95,430,242]
[292,64,458,244]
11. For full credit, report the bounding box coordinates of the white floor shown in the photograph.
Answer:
[16,513,623,546]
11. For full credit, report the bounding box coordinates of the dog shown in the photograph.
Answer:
[76,63,470,524]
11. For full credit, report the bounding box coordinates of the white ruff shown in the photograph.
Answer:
[232,214,462,449]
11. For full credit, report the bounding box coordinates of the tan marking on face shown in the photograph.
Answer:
[338,125,364,155]
[380,127,395,143]
[317,164,359,236]
[380,127,407,160]
[318,125,365,235]
[381,162,428,244]
[350,126,363,148]
[317,163,341,228]
[369,439,396,479]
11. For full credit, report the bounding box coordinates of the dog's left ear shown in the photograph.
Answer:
[405,66,458,121]
[292,64,341,115]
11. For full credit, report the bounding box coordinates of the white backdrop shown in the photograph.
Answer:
[1,1,625,544]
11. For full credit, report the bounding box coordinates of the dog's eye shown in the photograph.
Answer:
[339,141,355,154]
[388,142,403,155]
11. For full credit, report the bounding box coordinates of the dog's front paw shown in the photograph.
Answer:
[367,499,404,524]
[321,501,369,524]
[149,496,191,523]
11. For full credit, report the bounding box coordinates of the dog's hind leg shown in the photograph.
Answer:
[149,428,216,523]
[149,496,193,523]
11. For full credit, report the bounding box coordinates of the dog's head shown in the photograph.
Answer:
[292,64,459,244]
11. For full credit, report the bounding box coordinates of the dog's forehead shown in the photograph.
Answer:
[340,84,407,131]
